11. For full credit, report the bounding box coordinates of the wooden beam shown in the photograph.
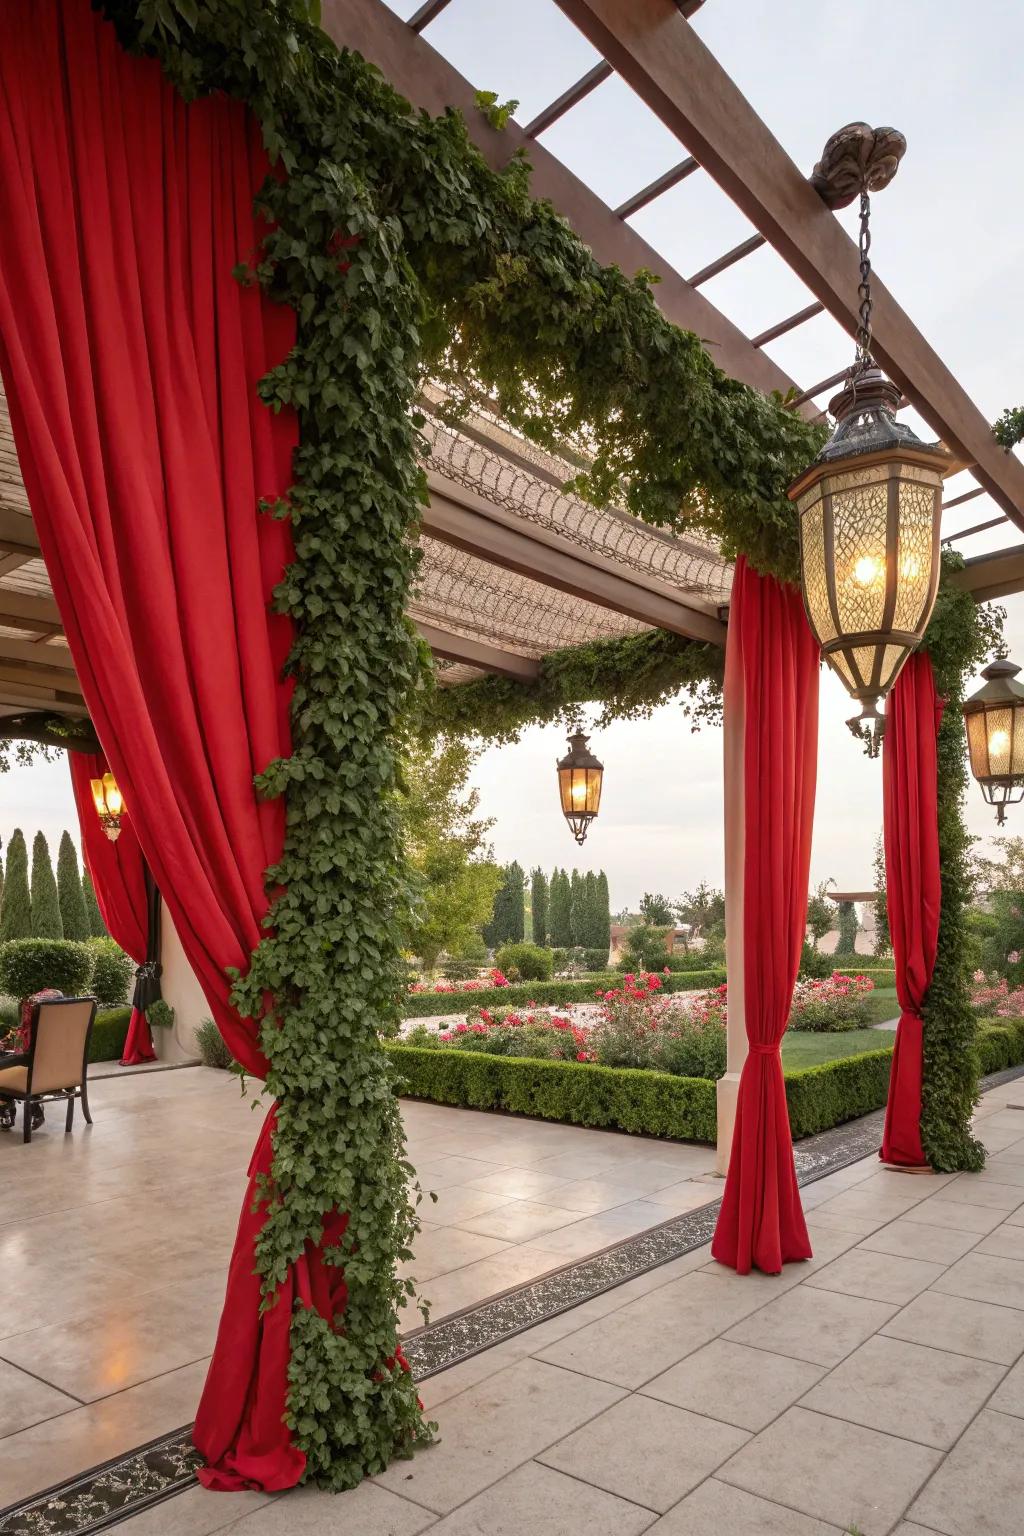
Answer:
[423,481,728,646]
[0,588,62,633]
[551,0,1024,533]
[320,0,808,409]
[414,620,542,680]
[947,545,1024,603]
[0,505,40,557]
[523,62,612,138]
[0,658,83,696]
[0,635,75,671]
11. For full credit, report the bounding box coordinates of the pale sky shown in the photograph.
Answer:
[1,1,1023,912]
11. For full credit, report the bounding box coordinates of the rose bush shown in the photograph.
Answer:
[787,972,875,1032]
[970,971,1024,1019]
[407,968,509,994]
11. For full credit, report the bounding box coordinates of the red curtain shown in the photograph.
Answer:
[712,559,820,1274]
[69,750,155,1064]
[880,652,942,1167]
[0,0,324,1489]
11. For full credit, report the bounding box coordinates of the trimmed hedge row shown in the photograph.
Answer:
[401,970,727,1019]
[976,1016,1024,1074]
[88,1006,133,1063]
[783,1049,893,1137]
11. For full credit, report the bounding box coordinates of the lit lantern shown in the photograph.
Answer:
[964,660,1024,824]
[556,732,603,845]
[90,772,124,842]
[788,367,950,753]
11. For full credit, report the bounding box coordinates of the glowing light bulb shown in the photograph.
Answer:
[989,729,1011,757]
[900,554,922,580]
[852,555,883,588]
[571,780,587,803]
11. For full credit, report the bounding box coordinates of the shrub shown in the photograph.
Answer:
[798,942,832,980]
[195,1016,234,1069]
[784,1049,894,1136]
[0,996,17,1030]
[400,970,726,1017]
[0,830,31,942]
[0,938,93,1000]
[147,999,175,1030]
[87,937,134,1006]
[88,1006,132,1063]
[620,924,671,972]
[494,942,552,982]
[583,947,609,972]
[788,974,876,1032]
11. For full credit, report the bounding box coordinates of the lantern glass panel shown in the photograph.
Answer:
[90,777,106,817]
[800,495,836,643]
[984,707,1015,777]
[966,711,990,780]
[102,773,123,816]
[879,644,905,691]
[559,765,601,817]
[893,467,942,630]
[851,645,878,688]
[830,652,856,691]
[827,467,889,635]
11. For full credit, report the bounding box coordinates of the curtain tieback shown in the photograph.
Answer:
[748,1042,780,1056]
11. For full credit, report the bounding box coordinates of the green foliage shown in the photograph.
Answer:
[835,900,859,954]
[872,832,890,955]
[147,999,175,1029]
[195,1016,235,1069]
[548,868,573,947]
[87,1006,133,1063]
[0,830,31,943]
[918,561,1005,1170]
[530,868,548,946]
[401,737,501,973]
[427,630,724,745]
[473,89,518,131]
[29,832,62,939]
[993,404,1024,450]
[798,942,832,980]
[583,946,609,971]
[401,970,726,1018]
[595,871,611,953]
[975,1015,1024,1073]
[784,1050,894,1137]
[87,937,134,1006]
[82,868,107,938]
[639,892,674,926]
[805,879,836,949]
[57,832,90,942]
[0,938,93,1000]
[493,941,552,982]
[483,861,525,948]
[674,882,726,941]
[622,923,671,972]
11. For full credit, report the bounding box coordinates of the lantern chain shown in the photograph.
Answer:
[855,191,874,371]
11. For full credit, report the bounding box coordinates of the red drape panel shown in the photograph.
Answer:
[712,559,820,1275]
[0,0,319,1489]
[68,750,155,1064]
[880,652,942,1167]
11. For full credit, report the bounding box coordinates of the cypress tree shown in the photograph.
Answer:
[0,829,30,942]
[548,868,573,947]
[0,834,4,910]
[581,871,599,947]
[596,870,612,953]
[483,861,525,948]
[57,831,90,941]
[569,869,583,946]
[82,866,108,938]
[531,867,549,946]
[30,831,63,938]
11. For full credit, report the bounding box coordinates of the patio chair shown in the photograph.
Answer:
[0,996,97,1143]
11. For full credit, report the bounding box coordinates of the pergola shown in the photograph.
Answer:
[0,0,1018,1496]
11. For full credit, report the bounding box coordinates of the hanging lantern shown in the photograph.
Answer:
[789,122,949,756]
[90,772,124,842]
[556,732,603,845]
[964,660,1024,825]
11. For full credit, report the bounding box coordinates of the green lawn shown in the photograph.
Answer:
[860,986,900,1025]
[781,1025,896,1069]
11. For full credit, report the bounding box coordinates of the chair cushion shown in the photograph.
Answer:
[0,1066,28,1094]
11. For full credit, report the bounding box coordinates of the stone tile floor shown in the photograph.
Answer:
[118,1076,1024,1535]
[0,1065,718,1506]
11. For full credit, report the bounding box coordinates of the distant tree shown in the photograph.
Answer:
[82,866,108,938]
[806,878,837,951]
[484,861,525,949]
[531,867,549,946]
[873,833,890,956]
[57,831,90,942]
[400,738,502,974]
[548,867,573,948]
[30,831,62,938]
[836,899,859,954]
[0,829,31,942]
[595,870,611,953]
[0,834,4,909]
[623,924,671,972]
[639,891,674,926]
[674,882,726,942]
[569,869,584,945]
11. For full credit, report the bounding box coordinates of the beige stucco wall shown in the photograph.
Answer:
[154,905,208,1063]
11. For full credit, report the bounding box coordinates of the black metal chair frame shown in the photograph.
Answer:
[0,995,98,1143]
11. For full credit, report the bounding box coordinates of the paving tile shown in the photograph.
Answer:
[536,1269,791,1388]
[803,1246,944,1305]
[415,1185,515,1228]
[648,1479,844,1536]
[724,1284,898,1366]
[975,1221,1024,1262]
[456,1199,581,1244]
[641,1180,718,1214]
[895,1197,1005,1235]
[373,1358,625,1514]
[426,1461,656,1536]
[538,1394,748,1513]
[857,1218,981,1266]
[924,1178,1024,1212]
[463,1167,575,1201]
[908,1409,1024,1536]
[525,1201,672,1258]
[930,1250,1024,1309]
[881,1288,1024,1364]
[0,1357,78,1441]
[225,1483,436,1535]
[971,1160,1024,1187]
[716,1406,941,1536]
[640,1338,824,1431]
[799,1333,1005,1448]
[398,1225,510,1284]
[417,1244,559,1321]
[809,1185,925,1226]
[413,1153,507,1189]
[114,1485,277,1535]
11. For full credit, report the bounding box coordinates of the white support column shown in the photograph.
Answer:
[716,661,746,1175]
[153,905,207,1063]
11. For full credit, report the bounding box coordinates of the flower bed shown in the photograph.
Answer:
[970,972,1024,1018]
[407,968,509,995]
[788,973,876,1032]
[399,968,727,1019]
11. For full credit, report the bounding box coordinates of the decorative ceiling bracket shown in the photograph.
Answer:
[0,710,101,753]
[810,121,907,210]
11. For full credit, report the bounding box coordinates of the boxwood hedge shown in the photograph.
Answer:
[401,969,727,1019]
[87,1006,133,1063]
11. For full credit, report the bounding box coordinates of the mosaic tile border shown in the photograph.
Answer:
[4,1062,1022,1536]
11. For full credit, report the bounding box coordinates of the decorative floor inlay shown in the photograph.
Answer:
[4,1062,1021,1536]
